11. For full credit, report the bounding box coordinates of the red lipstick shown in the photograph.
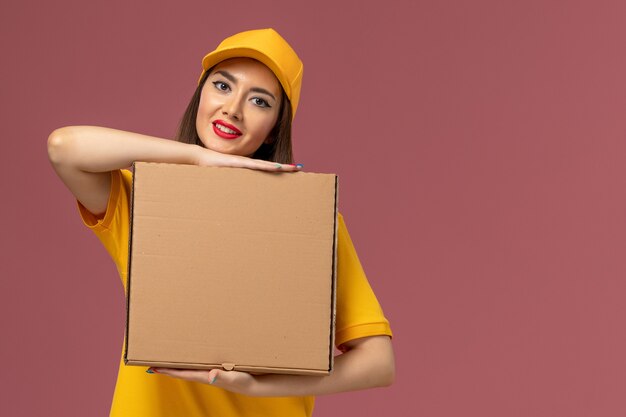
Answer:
[212,119,242,140]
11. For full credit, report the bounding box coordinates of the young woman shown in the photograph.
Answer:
[48,28,394,417]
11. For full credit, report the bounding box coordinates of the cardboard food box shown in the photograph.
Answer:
[123,162,338,376]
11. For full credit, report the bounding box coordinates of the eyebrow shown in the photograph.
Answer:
[213,70,277,101]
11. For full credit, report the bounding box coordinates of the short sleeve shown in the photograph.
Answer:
[76,169,133,285]
[334,212,393,348]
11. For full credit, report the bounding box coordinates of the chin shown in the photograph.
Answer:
[205,142,247,157]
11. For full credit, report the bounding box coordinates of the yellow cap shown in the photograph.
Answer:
[198,28,304,119]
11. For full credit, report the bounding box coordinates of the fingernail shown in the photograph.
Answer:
[146,368,155,374]
[296,164,304,168]
[210,375,217,384]
[275,163,282,168]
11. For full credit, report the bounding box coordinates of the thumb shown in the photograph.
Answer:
[208,368,221,385]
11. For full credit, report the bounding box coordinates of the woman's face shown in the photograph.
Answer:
[196,57,283,157]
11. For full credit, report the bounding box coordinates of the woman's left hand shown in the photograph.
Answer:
[148,367,258,396]
[148,335,395,397]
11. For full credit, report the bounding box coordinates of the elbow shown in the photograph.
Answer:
[378,357,395,388]
[343,335,395,390]
[370,340,395,388]
[378,339,396,387]
[47,127,73,166]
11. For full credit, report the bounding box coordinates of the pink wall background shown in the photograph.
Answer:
[2,0,626,415]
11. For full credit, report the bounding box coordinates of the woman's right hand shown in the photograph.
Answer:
[47,126,302,217]
[193,145,302,172]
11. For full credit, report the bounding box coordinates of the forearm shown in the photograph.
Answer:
[251,336,395,397]
[48,125,200,172]
[152,338,394,396]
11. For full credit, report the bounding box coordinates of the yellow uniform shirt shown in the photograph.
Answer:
[77,168,392,417]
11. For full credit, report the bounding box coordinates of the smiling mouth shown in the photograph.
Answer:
[212,121,242,139]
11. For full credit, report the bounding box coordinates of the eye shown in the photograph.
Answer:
[251,97,271,108]
[212,81,230,92]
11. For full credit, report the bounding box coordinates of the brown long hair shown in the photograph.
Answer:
[174,64,294,164]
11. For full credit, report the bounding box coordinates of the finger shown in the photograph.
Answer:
[151,367,184,377]
[207,368,221,385]
[207,368,244,385]
[249,160,303,172]
[226,154,303,172]
[152,367,204,380]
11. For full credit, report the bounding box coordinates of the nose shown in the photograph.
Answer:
[221,93,244,121]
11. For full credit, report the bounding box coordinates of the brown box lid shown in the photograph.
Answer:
[124,162,338,376]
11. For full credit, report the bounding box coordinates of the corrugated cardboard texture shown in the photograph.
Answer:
[125,162,338,375]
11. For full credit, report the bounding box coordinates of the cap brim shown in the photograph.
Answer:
[198,47,291,100]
